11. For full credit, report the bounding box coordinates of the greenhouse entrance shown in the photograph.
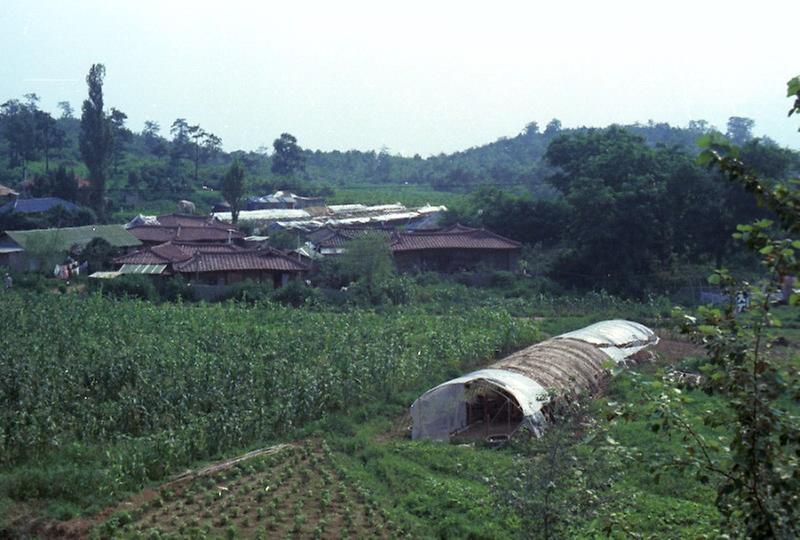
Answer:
[451,383,524,443]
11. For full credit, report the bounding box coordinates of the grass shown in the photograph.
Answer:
[3,287,794,538]
[325,183,464,208]
[91,356,731,539]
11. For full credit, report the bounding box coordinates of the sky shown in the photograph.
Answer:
[0,0,796,156]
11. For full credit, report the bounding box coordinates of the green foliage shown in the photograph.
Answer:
[267,229,299,250]
[544,127,768,294]
[271,132,305,176]
[221,160,245,225]
[641,86,800,538]
[29,166,79,201]
[0,292,537,512]
[0,204,96,232]
[500,398,630,539]
[81,237,117,273]
[79,64,113,221]
[339,234,396,304]
[93,274,158,301]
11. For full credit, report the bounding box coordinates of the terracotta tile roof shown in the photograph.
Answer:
[173,248,308,273]
[114,241,247,265]
[128,225,243,243]
[315,227,394,249]
[114,250,173,265]
[389,224,521,252]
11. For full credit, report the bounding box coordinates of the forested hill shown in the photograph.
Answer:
[303,119,728,192]
[1,90,781,203]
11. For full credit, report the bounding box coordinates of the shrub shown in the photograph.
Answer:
[95,274,158,301]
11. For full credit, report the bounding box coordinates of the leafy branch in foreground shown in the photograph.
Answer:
[644,76,800,538]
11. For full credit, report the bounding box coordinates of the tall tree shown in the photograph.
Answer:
[725,116,755,145]
[188,124,205,182]
[0,98,38,181]
[34,109,65,174]
[142,120,167,157]
[221,160,246,225]
[108,107,132,174]
[202,132,222,161]
[79,63,114,221]
[271,132,305,176]
[170,118,191,158]
[57,101,74,119]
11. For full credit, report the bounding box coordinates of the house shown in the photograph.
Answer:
[0,224,141,272]
[389,225,521,272]
[304,224,521,272]
[125,213,244,246]
[0,197,79,215]
[114,241,308,287]
[307,225,395,256]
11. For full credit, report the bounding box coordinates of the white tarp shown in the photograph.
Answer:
[410,319,658,441]
[213,209,311,223]
[555,319,658,363]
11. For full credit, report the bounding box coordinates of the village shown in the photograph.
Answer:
[1,5,798,536]
[0,187,522,297]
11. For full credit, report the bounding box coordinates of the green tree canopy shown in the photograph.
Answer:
[271,132,305,176]
[221,160,246,225]
[79,63,113,221]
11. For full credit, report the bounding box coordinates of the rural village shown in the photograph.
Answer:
[1,4,799,540]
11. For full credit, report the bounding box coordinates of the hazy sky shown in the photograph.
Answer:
[0,1,796,155]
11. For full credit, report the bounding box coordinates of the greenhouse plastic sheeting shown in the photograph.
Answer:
[555,319,658,363]
[410,368,548,440]
[411,319,659,441]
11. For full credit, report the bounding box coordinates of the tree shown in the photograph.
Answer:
[271,132,305,176]
[639,78,800,538]
[1,98,38,181]
[81,237,118,272]
[202,132,222,160]
[340,234,395,303]
[57,101,74,119]
[108,107,132,175]
[221,160,246,225]
[142,120,167,157]
[374,146,392,182]
[725,116,755,145]
[544,127,675,294]
[35,109,65,174]
[188,124,205,183]
[79,64,113,221]
[500,397,628,539]
[170,118,191,159]
[543,118,562,137]
[31,166,78,201]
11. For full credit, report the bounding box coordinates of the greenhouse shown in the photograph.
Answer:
[410,320,658,442]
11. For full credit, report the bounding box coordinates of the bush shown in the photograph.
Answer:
[270,279,321,307]
[3,270,49,293]
[157,276,193,302]
[96,275,158,301]
[217,280,274,303]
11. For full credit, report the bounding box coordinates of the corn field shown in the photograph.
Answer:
[0,292,538,497]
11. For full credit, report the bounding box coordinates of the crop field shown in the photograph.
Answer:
[4,290,793,538]
[0,291,539,531]
[94,440,395,540]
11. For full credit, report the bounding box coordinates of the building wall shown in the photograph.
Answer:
[393,248,519,273]
[0,252,27,272]
[184,269,295,288]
